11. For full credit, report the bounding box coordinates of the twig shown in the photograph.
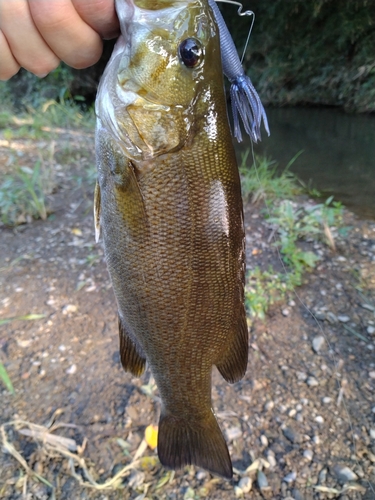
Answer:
[0,422,54,489]
[1,418,150,491]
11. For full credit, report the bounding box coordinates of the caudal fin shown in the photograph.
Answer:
[157,412,232,479]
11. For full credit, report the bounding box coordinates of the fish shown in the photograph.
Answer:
[94,0,248,479]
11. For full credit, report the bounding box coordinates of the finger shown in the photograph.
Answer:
[0,0,60,77]
[72,0,119,40]
[0,31,20,80]
[29,0,103,69]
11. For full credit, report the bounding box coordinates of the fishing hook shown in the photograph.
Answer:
[215,0,253,17]
[210,0,269,143]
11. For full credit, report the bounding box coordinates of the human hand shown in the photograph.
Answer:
[0,0,119,81]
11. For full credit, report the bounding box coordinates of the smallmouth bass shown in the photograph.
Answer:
[95,0,248,478]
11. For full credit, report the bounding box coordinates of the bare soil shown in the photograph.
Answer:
[1,129,375,500]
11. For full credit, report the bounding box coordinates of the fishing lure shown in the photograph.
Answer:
[209,0,269,143]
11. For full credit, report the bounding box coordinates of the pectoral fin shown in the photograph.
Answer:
[118,316,146,377]
[216,307,248,383]
[94,181,101,243]
[97,129,148,235]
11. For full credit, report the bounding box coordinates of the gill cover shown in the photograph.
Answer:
[96,0,215,160]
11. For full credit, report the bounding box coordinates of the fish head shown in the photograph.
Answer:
[97,0,222,160]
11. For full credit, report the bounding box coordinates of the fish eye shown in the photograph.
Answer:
[178,38,203,68]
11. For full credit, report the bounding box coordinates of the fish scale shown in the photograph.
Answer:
[95,0,248,478]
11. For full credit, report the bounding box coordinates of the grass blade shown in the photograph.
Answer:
[342,324,369,343]
[0,313,46,326]
[0,361,15,394]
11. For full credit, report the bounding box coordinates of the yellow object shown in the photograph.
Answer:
[145,425,158,450]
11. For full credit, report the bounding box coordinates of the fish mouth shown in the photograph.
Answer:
[115,0,189,32]
[133,0,182,9]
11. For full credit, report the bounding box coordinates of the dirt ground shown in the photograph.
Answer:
[0,128,375,500]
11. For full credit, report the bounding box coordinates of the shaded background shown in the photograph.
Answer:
[1,0,374,217]
[2,0,374,112]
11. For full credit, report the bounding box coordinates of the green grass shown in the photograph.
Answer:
[240,151,304,202]
[246,267,296,320]
[0,161,51,226]
[0,100,95,138]
[0,313,46,327]
[0,314,46,393]
[0,64,79,111]
[243,152,344,319]
[0,100,96,227]
[0,362,14,394]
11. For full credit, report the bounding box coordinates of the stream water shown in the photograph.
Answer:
[240,107,375,219]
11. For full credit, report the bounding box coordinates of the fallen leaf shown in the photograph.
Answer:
[145,424,158,450]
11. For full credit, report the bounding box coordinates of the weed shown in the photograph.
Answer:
[17,162,48,220]
[85,253,101,267]
[0,111,14,129]
[34,100,95,131]
[0,314,46,327]
[0,161,51,226]
[0,314,45,393]
[0,362,14,394]
[0,100,95,140]
[246,196,344,319]
[246,267,295,320]
[240,150,303,203]
[297,178,321,198]
[0,64,75,111]
[0,100,96,226]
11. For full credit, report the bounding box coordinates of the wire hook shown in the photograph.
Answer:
[215,0,253,17]
[214,0,255,63]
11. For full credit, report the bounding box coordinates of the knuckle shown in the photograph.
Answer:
[31,4,72,31]
[0,66,20,81]
[69,54,100,70]
[67,44,102,69]
[28,58,60,78]
[0,36,20,80]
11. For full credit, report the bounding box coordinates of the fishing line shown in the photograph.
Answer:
[215,0,255,63]
[213,2,374,490]
[223,4,375,492]
[215,0,253,16]
[249,136,375,495]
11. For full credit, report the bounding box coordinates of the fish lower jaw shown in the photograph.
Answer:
[116,0,189,35]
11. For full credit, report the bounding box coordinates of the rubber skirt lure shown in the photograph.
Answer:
[208,0,269,143]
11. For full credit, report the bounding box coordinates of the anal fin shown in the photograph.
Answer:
[216,307,248,383]
[118,316,146,377]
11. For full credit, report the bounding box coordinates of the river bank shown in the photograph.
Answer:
[0,117,375,499]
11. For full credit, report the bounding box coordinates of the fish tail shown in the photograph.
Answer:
[157,411,232,479]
